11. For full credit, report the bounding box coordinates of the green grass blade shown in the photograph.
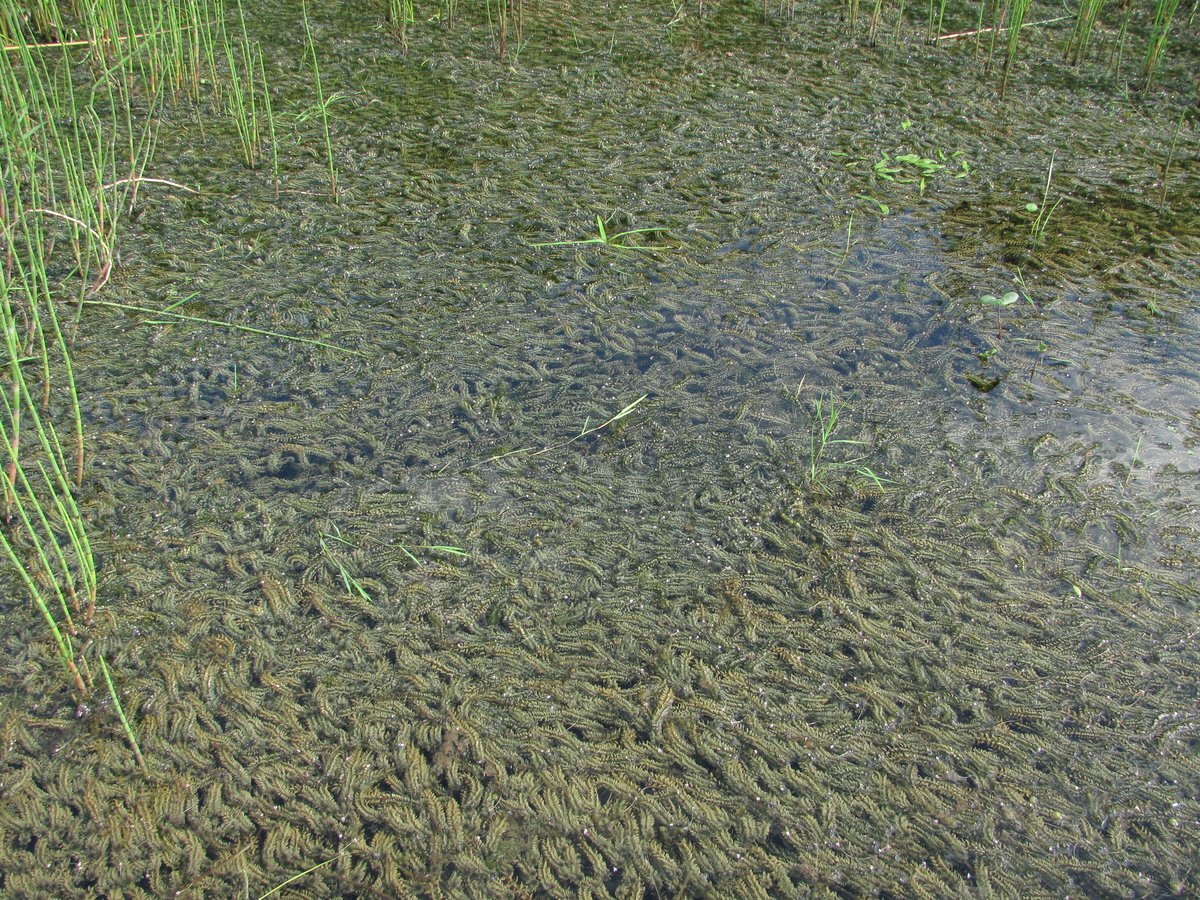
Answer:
[98,654,145,771]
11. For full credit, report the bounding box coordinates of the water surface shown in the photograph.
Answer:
[2,0,1197,895]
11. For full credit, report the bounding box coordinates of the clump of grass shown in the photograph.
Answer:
[1109,0,1136,78]
[1000,0,1034,97]
[867,0,884,45]
[1065,0,1105,65]
[320,528,374,603]
[532,215,668,252]
[1027,150,1062,245]
[486,0,523,60]
[222,0,275,173]
[1142,0,1180,86]
[0,260,97,700]
[387,0,416,49]
[928,0,948,44]
[796,387,889,492]
[0,0,229,775]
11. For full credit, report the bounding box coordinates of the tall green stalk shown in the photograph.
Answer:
[257,43,279,196]
[867,0,884,45]
[388,0,416,48]
[1000,0,1033,96]
[223,2,266,169]
[1066,0,1105,65]
[1108,0,1134,78]
[1142,0,1180,85]
[301,0,338,200]
[0,0,144,769]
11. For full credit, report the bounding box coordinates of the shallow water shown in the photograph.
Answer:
[2,0,1198,895]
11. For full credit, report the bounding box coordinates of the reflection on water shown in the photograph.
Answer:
[2,0,1197,894]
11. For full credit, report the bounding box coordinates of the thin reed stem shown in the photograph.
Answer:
[301,1,338,200]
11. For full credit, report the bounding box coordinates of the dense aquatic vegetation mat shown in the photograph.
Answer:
[1,0,1198,894]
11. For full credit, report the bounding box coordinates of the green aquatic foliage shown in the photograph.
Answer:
[301,0,339,200]
[532,215,669,252]
[99,654,145,771]
[856,194,889,215]
[1000,0,1034,97]
[834,142,969,199]
[965,370,1001,391]
[1142,0,1180,85]
[1066,0,1105,66]
[800,390,890,492]
[1026,150,1062,245]
[979,289,1019,340]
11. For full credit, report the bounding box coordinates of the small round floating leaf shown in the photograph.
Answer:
[1025,203,1039,212]
[980,293,1018,307]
